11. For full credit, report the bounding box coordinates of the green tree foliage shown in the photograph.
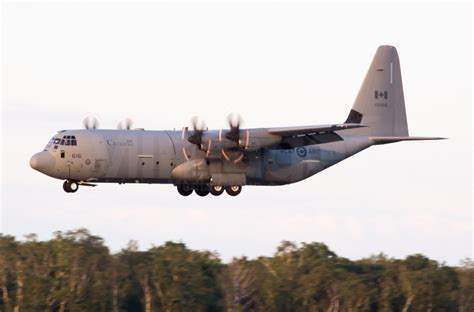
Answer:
[0,230,471,311]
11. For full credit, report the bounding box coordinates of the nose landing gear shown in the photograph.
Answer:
[63,180,79,193]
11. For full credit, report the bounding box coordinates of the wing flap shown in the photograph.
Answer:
[279,132,344,148]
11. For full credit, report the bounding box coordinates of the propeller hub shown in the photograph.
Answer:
[187,116,206,147]
[225,113,243,143]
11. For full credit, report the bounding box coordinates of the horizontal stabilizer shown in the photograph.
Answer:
[370,136,447,145]
[269,123,367,137]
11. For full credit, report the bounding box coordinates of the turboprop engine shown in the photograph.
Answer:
[171,159,210,181]
[170,159,247,187]
[182,115,282,159]
[198,129,281,155]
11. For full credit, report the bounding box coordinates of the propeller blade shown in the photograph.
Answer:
[83,115,100,130]
[117,117,134,130]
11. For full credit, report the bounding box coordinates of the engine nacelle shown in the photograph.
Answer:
[199,130,281,155]
[171,159,210,181]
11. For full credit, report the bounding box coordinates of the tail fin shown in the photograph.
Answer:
[345,46,408,137]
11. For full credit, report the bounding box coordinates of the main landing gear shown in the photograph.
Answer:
[177,184,193,196]
[210,185,224,196]
[63,180,79,193]
[225,185,242,196]
[176,184,242,197]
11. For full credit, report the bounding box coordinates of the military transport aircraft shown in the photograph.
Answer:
[30,46,444,196]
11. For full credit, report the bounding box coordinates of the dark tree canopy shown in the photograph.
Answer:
[0,229,472,312]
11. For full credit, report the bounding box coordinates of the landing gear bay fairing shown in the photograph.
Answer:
[30,46,444,196]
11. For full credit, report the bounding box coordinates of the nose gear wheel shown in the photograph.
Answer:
[63,180,79,193]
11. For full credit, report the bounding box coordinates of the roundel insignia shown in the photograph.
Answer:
[296,147,307,157]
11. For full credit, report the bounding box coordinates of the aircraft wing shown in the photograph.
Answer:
[268,123,366,137]
[266,123,367,148]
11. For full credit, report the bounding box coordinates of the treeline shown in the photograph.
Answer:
[0,229,472,312]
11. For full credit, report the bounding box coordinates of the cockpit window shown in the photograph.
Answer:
[45,137,55,149]
[47,135,77,149]
[69,135,77,146]
[59,135,77,146]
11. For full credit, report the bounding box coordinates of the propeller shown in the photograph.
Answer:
[117,117,134,130]
[82,114,100,130]
[225,113,242,143]
[187,116,207,146]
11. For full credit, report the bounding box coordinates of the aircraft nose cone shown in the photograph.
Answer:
[30,152,55,174]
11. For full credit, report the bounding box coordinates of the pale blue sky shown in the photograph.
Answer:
[1,1,472,264]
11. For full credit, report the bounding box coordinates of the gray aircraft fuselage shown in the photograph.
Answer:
[32,128,370,185]
[30,46,444,196]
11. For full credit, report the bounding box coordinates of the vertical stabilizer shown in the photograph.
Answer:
[346,46,408,137]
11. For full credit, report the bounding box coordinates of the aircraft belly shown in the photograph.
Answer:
[260,147,322,184]
[319,136,372,169]
[257,138,372,185]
